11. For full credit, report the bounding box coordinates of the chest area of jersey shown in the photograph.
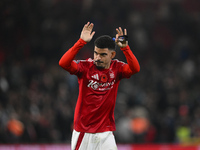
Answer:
[86,68,117,91]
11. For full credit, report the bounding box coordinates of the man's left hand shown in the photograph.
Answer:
[115,27,128,48]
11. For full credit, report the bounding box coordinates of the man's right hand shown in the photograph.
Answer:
[80,22,95,43]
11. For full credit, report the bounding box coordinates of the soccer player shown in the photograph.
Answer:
[59,22,140,150]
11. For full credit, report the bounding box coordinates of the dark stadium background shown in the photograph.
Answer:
[0,0,200,148]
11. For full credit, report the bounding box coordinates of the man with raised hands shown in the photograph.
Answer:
[59,22,140,150]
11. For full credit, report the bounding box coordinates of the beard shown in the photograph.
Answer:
[94,60,105,69]
[96,65,105,69]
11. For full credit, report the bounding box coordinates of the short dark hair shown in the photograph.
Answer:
[94,35,116,50]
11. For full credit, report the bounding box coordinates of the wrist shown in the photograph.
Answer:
[79,38,87,44]
[120,45,130,51]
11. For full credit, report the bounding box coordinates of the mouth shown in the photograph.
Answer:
[94,60,104,68]
[95,60,104,66]
[95,60,103,63]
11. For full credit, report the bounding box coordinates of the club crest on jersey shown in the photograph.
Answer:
[109,70,115,79]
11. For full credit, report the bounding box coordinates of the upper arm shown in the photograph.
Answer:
[118,62,139,79]
[59,60,78,74]
[121,64,133,78]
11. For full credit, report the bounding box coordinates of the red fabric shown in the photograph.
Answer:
[73,59,126,132]
[59,39,140,76]
[59,38,87,74]
[75,132,85,150]
[120,45,140,77]
[59,39,140,133]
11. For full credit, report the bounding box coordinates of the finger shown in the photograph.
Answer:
[119,27,123,35]
[90,31,95,37]
[88,23,94,29]
[115,34,119,42]
[116,28,120,35]
[83,22,89,30]
[116,34,119,38]
[85,22,90,27]
[124,29,127,35]
[115,34,122,43]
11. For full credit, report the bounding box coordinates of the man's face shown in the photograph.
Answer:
[93,46,116,69]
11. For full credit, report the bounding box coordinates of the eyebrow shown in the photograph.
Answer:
[94,51,108,56]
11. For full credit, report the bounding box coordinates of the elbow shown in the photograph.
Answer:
[59,59,65,68]
[135,65,140,73]
[132,65,140,74]
[59,60,63,67]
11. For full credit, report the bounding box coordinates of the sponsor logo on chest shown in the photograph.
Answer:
[87,80,116,91]
[87,69,116,91]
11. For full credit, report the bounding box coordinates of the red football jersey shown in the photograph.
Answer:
[72,58,129,133]
[59,38,140,133]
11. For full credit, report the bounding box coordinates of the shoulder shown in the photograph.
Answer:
[112,59,126,66]
[75,58,94,67]
[75,58,93,63]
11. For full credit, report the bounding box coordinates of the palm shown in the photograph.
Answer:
[80,22,95,42]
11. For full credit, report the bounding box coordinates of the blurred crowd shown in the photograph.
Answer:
[0,0,200,144]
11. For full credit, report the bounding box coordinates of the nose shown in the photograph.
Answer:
[96,54,101,60]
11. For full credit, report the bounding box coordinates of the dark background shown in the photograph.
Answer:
[0,0,200,144]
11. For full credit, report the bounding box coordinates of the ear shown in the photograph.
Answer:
[111,51,116,59]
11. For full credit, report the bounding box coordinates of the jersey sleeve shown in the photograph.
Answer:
[59,38,87,74]
[120,45,140,78]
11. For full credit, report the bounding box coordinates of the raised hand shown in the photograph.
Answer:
[80,22,95,42]
[115,27,128,48]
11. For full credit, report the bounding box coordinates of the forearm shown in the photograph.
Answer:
[121,45,140,74]
[59,38,87,72]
